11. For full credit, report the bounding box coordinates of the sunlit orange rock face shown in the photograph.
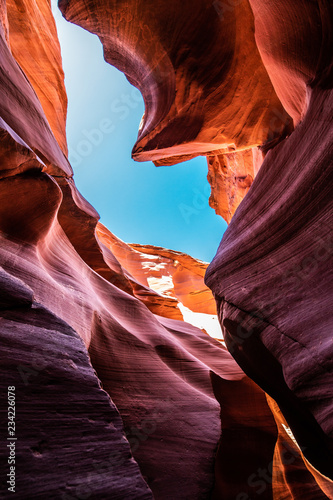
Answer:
[1,0,333,499]
[0,0,70,176]
[207,148,264,223]
[96,222,216,316]
[6,0,68,155]
[0,1,287,498]
[248,0,331,125]
[58,0,291,165]
[58,0,293,222]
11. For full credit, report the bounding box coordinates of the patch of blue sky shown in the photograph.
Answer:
[52,1,227,262]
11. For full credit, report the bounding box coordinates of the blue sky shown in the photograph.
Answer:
[52,2,227,262]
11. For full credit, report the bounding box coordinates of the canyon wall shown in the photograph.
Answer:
[0,1,279,498]
[206,0,333,490]
[58,0,333,496]
[0,0,332,499]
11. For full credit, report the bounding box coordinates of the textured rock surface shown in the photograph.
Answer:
[1,0,333,498]
[0,268,153,500]
[0,3,284,497]
[58,0,290,166]
[0,1,71,176]
[248,0,332,125]
[207,148,264,223]
[97,223,216,314]
[0,165,279,499]
[57,0,295,227]
[6,0,68,154]
[206,3,333,490]
[206,85,333,487]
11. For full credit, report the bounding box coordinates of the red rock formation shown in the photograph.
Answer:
[207,148,264,223]
[1,267,153,499]
[0,163,278,499]
[6,0,68,154]
[206,0,333,490]
[60,0,332,495]
[97,223,216,314]
[57,0,295,228]
[248,0,332,125]
[1,3,283,498]
[0,0,71,176]
[1,0,333,498]
[206,85,333,490]
[58,0,291,167]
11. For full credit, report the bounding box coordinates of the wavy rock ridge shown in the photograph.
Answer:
[0,0,332,499]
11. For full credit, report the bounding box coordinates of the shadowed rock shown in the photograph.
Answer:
[1,0,332,497]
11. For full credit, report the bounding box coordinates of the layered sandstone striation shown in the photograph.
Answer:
[207,148,264,223]
[58,0,293,222]
[0,156,278,497]
[0,0,70,176]
[96,223,224,337]
[97,223,216,313]
[1,0,333,499]
[206,0,333,493]
[58,0,291,166]
[0,1,284,498]
[206,84,333,491]
[58,0,332,495]
[6,0,68,154]
[248,0,332,125]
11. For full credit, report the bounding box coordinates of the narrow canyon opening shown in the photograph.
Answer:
[0,0,332,499]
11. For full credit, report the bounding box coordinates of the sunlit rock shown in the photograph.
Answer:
[1,0,332,498]
[206,0,333,489]
[58,0,291,166]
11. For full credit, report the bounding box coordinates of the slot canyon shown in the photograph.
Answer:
[0,0,332,498]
